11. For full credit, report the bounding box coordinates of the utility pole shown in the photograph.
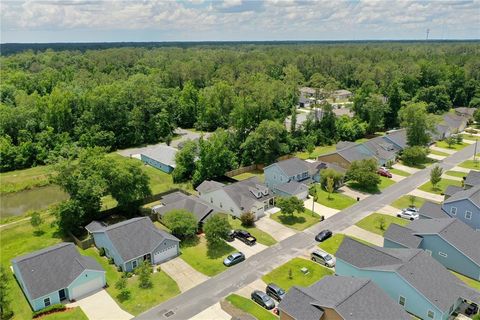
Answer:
[426,28,430,40]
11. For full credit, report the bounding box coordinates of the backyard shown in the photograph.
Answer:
[311,185,356,210]
[271,209,322,231]
[180,236,235,276]
[262,257,333,291]
[390,195,427,210]
[418,178,462,195]
[355,213,409,236]
[228,216,277,246]
[295,145,336,160]
[231,169,265,182]
[225,294,278,320]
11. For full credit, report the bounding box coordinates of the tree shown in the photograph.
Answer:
[401,146,428,166]
[290,107,297,134]
[172,140,197,182]
[408,195,417,208]
[319,168,344,190]
[319,104,337,142]
[326,177,335,200]
[415,85,452,114]
[336,116,367,142]
[240,212,255,227]
[137,260,153,289]
[385,82,403,128]
[0,266,13,319]
[376,216,386,231]
[203,214,231,247]
[430,165,443,190]
[162,209,198,239]
[445,136,456,148]
[475,108,480,123]
[364,94,387,134]
[346,159,380,191]
[30,211,43,229]
[276,197,305,216]
[398,102,434,147]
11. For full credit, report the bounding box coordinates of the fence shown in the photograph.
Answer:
[69,232,94,250]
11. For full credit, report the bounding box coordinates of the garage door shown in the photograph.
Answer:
[70,276,104,300]
[153,245,177,264]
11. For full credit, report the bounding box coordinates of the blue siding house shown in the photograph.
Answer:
[140,145,178,173]
[384,219,480,280]
[87,217,180,272]
[12,243,106,311]
[336,237,480,320]
[442,185,480,231]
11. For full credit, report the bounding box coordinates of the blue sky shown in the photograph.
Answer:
[1,0,479,43]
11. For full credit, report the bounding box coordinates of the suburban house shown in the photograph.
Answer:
[317,129,407,169]
[298,87,317,108]
[336,237,480,320]
[12,243,106,311]
[442,185,480,231]
[140,145,178,173]
[433,113,469,140]
[384,218,480,280]
[418,201,450,220]
[196,177,275,220]
[455,107,476,120]
[278,275,410,320]
[152,191,218,229]
[465,170,480,188]
[87,217,180,272]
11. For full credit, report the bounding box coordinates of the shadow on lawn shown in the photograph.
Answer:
[207,241,233,259]
[275,214,306,226]
[346,182,380,194]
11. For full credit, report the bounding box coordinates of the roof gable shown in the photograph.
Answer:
[444,185,480,208]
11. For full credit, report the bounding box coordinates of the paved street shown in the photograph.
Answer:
[135,143,477,320]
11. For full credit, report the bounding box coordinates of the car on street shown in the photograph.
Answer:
[265,283,286,301]
[234,229,257,246]
[315,229,333,242]
[377,167,392,178]
[397,208,419,221]
[311,249,336,267]
[251,290,275,310]
[223,252,245,266]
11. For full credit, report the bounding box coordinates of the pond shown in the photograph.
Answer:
[0,185,69,218]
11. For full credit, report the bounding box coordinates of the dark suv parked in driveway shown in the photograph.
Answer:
[234,229,257,246]
[265,283,286,301]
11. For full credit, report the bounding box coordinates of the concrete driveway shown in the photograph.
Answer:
[337,185,369,201]
[228,239,267,258]
[189,303,231,320]
[392,163,420,174]
[343,225,384,246]
[67,290,132,320]
[390,174,405,182]
[428,153,447,161]
[161,257,209,292]
[304,198,339,219]
[408,189,444,202]
[378,205,400,216]
[255,216,296,241]
[235,279,268,299]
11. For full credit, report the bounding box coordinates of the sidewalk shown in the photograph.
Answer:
[343,225,384,247]
[408,189,444,203]
[392,163,420,174]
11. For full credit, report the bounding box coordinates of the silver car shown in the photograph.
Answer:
[311,250,336,267]
[397,208,419,221]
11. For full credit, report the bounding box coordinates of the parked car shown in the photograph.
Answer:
[223,252,245,266]
[265,283,286,301]
[315,230,332,242]
[466,302,478,315]
[311,250,336,267]
[226,230,235,242]
[397,208,419,221]
[377,167,392,178]
[234,229,257,246]
[251,290,275,310]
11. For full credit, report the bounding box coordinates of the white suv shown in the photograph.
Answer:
[397,208,419,221]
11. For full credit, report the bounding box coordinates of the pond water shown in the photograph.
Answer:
[0,185,69,218]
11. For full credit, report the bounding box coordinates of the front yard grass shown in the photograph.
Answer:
[262,257,333,291]
[418,178,462,195]
[389,168,411,177]
[451,271,480,291]
[81,247,180,316]
[347,176,395,194]
[390,196,427,210]
[317,233,373,255]
[458,157,480,169]
[42,307,88,320]
[295,145,336,160]
[435,141,470,150]
[180,236,235,276]
[271,209,321,231]
[355,213,409,236]
[226,294,278,320]
[228,216,276,246]
[399,158,437,170]
[312,185,356,210]
[429,149,449,156]
[444,170,468,178]
[232,169,265,182]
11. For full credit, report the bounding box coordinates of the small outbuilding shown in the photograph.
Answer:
[140,145,178,173]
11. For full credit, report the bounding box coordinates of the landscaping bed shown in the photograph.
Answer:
[225,294,278,320]
[355,213,409,236]
[270,209,322,231]
[41,307,88,320]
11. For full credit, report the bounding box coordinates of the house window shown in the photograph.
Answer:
[438,251,448,258]
[427,310,435,319]
[44,298,51,307]
[450,207,457,215]
[399,296,406,306]
[132,260,138,269]
[465,211,472,220]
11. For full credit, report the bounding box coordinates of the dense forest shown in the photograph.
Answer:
[1,42,479,173]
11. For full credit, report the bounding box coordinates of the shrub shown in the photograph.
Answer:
[455,134,463,144]
[115,277,127,290]
[240,212,255,227]
[98,247,105,256]
[32,304,66,318]
[137,260,153,289]
[401,146,428,166]
[108,257,114,265]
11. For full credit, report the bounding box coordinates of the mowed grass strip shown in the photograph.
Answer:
[389,168,411,177]
[225,294,278,320]
[390,196,427,210]
[435,141,470,151]
[418,178,462,195]
[355,213,409,236]
[318,233,374,255]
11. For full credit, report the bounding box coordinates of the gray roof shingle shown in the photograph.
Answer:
[418,201,449,219]
[278,286,324,320]
[12,243,104,300]
[141,145,178,168]
[336,238,480,311]
[153,191,217,223]
[444,185,480,207]
[222,177,274,213]
[444,185,465,198]
[275,181,308,195]
[196,180,225,194]
[383,129,408,149]
[93,217,179,262]
[465,170,480,187]
[267,157,311,177]
[384,224,422,248]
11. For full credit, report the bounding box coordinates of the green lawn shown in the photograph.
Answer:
[355,213,409,236]
[42,308,88,320]
[399,158,437,169]
[428,149,449,156]
[451,271,480,291]
[228,216,276,246]
[225,294,278,320]
[458,157,480,169]
[262,258,333,291]
[271,209,321,231]
[389,168,411,177]
[296,145,336,160]
[390,196,427,210]
[0,164,54,194]
[347,176,395,194]
[232,169,265,182]
[82,247,180,315]
[418,178,462,195]
[435,141,469,150]
[180,236,235,276]
[354,138,369,143]
[460,133,479,141]
[445,170,468,178]
[312,185,356,210]
[317,234,373,255]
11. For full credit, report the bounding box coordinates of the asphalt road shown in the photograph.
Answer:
[136,142,478,320]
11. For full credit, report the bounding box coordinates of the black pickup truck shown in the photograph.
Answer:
[234,230,257,246]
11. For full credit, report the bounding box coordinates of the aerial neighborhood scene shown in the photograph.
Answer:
[1,1,480,320]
